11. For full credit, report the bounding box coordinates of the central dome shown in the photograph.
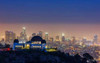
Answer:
[31,36,43,41]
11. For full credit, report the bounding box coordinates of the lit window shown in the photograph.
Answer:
[26,44,30,47]
[15,45,23,47]
[32,46,41,48]
[32,41,41,44]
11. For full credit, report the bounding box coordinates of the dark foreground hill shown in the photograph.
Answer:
[0,50,97,63]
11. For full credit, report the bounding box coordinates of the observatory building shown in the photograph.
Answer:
[13,36,46,50]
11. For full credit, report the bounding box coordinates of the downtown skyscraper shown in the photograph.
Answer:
[37,31,43,38]
[61,33,65,42]
[18,27,27,43]
[5,31,16,43]
[45,32,48,42]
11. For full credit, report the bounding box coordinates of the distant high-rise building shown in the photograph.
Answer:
[19,27,27,43]
[72,36,76,44]
[5,31,16,43]
[55,36,60,41]
[82,37,87,44]
[0,38,5,45]
[93,34,98,44]
[61,33,65,42]
[32,33,36,37]
[1,38,4,42]
[50,37,54,42]
[37,31,43,38]
[28,33,37,40]
[45,32,48,42]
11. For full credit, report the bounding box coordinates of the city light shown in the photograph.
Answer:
[62,33,65,36]
[45,32,48,34]
[0,0,99,62]
[23,27,26,30]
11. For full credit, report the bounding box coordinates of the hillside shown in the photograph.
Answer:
[0,50,97,63]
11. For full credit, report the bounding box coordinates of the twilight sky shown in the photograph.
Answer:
[0,0,100,40]
[0,0,100,24]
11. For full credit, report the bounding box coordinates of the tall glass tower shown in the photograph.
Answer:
[45,32,48,42]
[61,33,65,42]
[19,27,27,43]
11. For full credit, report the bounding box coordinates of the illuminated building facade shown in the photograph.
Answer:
[93,34,98,44]
[45,32,48,42]
[5,31,16,43]
[82,37,87,45]
[55,36,60,41]
[50,37,54,42]
[61,33,65,42]
[32,33,36,37]
[72,36,76,44]
[19,27,27,43]
[13,36,46,50]
[37,31,43,38]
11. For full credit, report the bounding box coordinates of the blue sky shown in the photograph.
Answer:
[0,0,100,24]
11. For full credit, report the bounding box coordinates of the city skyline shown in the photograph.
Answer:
[0,0,100,63]
[0,0,100,41]
[0,23,100,41]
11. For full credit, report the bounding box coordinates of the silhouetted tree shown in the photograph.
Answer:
[83,53,97,63]
[74,54,82,63]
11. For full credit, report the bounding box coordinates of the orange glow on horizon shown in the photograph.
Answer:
[0,23,100,41]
